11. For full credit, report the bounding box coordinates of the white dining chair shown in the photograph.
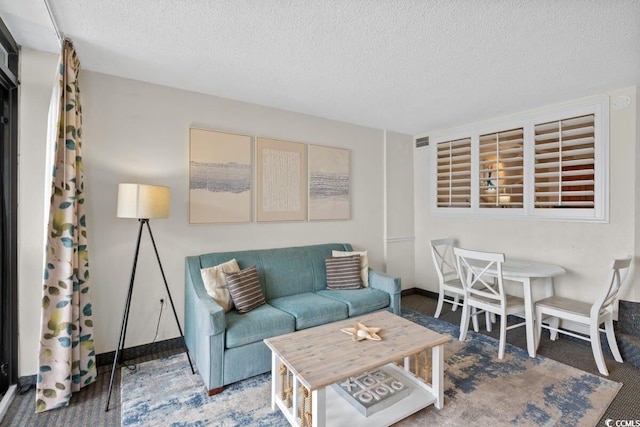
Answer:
[430,238,465,318]
[455,248,527,359]
[535,256,632,376]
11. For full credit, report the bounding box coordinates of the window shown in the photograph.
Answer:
[426,97,608,222]
[479,128,524,209]
[534,114,595,208]
[436,137,471,208]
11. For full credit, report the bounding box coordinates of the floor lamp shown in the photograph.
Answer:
[105,183,195,412]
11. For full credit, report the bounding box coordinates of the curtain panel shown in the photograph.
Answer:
[36,39,97,412]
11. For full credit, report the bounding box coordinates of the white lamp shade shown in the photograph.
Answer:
[498,195,511,204]
[117,183,170,219]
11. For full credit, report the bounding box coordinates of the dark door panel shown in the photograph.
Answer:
[0,17,19,397]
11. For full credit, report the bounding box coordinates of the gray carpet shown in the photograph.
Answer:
[2,293,638,426]
[402,293,640,424]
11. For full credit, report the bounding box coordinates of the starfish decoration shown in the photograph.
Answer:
[341,322,381,341]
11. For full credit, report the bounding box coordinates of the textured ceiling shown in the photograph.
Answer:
[1,0,639,134]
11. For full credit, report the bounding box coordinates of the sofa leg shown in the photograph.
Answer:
[208,387,224,396]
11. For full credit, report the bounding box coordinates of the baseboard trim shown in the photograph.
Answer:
[95,337,185,367]
[16,338,188,394]
[402,288,438,299]
[0,384,16,422]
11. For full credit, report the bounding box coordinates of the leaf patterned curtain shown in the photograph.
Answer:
[36,39,97,413]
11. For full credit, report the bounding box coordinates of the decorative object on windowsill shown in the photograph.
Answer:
[484,169,496,191]
[482,183,497,205]
[499,194,511,208]
[341,322,381,341]
[105,183,195,412]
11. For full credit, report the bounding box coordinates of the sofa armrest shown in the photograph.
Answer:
[185,257,226,336]
[368,269,401,315]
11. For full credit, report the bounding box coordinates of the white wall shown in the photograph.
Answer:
[18,47,416,376]
[384,130,415,289]
[414,87,638,307]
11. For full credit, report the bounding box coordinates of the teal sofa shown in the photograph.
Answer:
[184,243,401,395]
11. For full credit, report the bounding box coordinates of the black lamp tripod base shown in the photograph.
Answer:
[105,218,195,412]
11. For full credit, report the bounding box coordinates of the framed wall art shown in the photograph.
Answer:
[189,128,252,223]
[256,137,307,222]
[308,144,350,220]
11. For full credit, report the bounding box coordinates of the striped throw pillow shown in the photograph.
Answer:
[225,265,266,314]
[325,255,362,290]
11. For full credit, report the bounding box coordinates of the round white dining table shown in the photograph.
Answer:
[471,258,566,357]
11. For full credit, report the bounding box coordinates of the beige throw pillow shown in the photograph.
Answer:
[200,259,240,312]
[332,250,369,287]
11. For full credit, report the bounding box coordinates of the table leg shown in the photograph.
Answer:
[522,277,536,358]
[292,379,300,421]
[311,388,326,427]
[542,277,559,340]
[432,343,444,409]
[271,353,278,410]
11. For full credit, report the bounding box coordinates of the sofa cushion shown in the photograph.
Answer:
[226,266,266,314]
[269,292,348,330]
[257,248,316,299]
[198,243,355,296]
[325,255,362,290]
[316,288,390,317]
[225,303,295,349]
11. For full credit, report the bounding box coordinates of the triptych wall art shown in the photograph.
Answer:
[308,144,350,221]
[189,128,351,223]
[189,129,252,223]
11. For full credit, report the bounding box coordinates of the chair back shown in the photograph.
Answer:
[454,248,506,304]
[592,256,632,318]
[430,238,458,285]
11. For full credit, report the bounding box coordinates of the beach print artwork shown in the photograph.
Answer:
[308,144,350,220]
[189,129,252,223]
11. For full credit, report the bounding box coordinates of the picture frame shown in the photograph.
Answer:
[308,144,350,220]
[256,137,307,222]
[189,128,252,223]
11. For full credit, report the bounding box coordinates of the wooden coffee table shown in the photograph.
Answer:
[264,310,451,427]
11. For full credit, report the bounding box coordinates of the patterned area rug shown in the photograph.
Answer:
[121,309,621,426]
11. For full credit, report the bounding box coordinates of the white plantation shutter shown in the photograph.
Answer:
[534,114,595,208]
[427,96,607,221]
[436,137,471,208]
[478,128,524,209]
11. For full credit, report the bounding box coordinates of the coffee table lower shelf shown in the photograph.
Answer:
[271,361,440,427]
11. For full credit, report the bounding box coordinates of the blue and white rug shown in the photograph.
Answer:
[121,309,621,426]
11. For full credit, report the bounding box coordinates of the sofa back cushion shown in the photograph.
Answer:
[198,243,353,300]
